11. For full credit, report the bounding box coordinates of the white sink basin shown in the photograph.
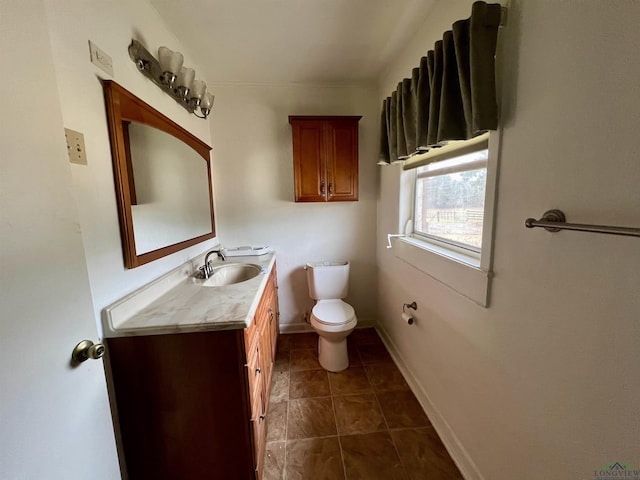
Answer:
[198,263,263,287]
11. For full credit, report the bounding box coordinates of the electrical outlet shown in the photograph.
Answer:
[65,128,88,165]
[89,40,113,76]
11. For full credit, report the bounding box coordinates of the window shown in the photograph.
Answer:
[413,146,488,254]
[392,132,497,307]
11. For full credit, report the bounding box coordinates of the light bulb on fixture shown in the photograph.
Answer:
[199,92,215,118]
[174,67,195,99]
[157,46,184,86]
[188,79,206,108]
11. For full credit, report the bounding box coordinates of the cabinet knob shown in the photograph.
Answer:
[269,307,274,323]
[259,414,266,421]
[255,367,261,375]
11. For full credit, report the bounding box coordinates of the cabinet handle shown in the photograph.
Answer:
[255,367,261,374]
[328,182,333,196]
[269,307,274,323]
[259,414,266,422]
[320,181,325,195]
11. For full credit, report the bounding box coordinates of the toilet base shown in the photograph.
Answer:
[317,336,349,372]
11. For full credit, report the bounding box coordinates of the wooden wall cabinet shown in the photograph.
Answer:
[106,266,279,480]
[289,115,361,202]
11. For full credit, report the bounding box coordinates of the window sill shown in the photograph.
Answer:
[393,236,492,307]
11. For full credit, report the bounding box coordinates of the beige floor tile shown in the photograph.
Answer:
[285,437,345,480]
[357,343,394,365]
[289,332,318,350]
[390,427,464,480]
[351,328,384,346]
[340,431,408,480]
[266,401,288,442]
[328,367,372,395]
[376,390,430,429]
[277,334,292,352]
[290,369,330,399]
[275,346,291,363]
[365,363,410,392]
[274,347,291,373]
[270,370,290,402]
[290,348,322,372]
[347,344,362,367]
[287,397,336,439]
[263,441,286,480]
[333,393,387,435]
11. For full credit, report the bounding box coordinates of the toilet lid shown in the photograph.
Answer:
[312,300,355,326]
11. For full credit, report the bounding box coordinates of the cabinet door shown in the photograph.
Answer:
[291,120,326,202]
[326,119,359,202]
[107,331,255,480]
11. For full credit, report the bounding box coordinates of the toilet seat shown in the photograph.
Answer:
[311,299,355,326]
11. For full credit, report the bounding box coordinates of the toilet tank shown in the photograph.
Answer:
[306,262,350,300]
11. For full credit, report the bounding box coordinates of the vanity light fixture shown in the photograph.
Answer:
[128,39,214,119]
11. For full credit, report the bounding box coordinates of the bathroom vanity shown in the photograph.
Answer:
[103,254,278,480]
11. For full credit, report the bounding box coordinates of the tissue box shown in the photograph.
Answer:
[221,246,271,257]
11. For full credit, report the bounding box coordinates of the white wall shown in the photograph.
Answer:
[43,0,218,334]
[209,84,379,329]
[376,1,640,479]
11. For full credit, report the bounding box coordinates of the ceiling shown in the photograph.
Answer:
[150,0,436,85]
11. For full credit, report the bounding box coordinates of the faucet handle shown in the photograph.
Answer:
[199,265,209,279]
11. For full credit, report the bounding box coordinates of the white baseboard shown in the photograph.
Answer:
[375,326,484,480]
[280,322,312,334]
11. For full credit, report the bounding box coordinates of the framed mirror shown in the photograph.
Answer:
[102,80,215,268]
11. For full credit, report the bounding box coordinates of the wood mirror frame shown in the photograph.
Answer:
[102,80,215,268]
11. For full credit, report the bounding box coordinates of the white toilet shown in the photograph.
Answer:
[306,261,357,372]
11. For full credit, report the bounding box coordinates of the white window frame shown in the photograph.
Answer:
[392,131,501,307]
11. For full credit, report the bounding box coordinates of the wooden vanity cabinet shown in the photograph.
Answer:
[289,115,361,202]
[106,266,279,480]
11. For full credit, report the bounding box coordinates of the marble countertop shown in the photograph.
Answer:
[102,252,276,337]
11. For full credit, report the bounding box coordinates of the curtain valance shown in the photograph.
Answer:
[378,1,502,166]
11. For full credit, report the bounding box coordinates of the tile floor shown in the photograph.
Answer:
[264,329,464,480]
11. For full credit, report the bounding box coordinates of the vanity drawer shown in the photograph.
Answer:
[245,319,258,354]
[250,387,267,479]
[246,338,263,410]
[245,289,269,354]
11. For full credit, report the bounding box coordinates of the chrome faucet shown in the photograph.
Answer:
[200,249,226,278]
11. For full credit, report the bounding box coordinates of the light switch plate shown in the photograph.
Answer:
[65,128,88,165]
[89,40,113,76]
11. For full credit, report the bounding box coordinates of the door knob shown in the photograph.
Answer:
[72,340,105,363]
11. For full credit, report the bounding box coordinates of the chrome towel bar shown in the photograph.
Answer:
[525,209,640,237]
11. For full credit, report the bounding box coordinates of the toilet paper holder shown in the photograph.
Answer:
[403,302,417,313]
[402,302,417,325]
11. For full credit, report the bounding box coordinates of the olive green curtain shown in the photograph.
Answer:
[378,1,502,166]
